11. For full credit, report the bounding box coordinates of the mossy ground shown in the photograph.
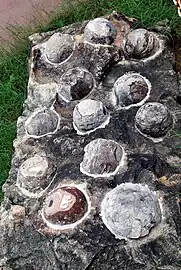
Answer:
[0,0,180,199]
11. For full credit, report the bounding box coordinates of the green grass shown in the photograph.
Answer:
[0,0,180,198]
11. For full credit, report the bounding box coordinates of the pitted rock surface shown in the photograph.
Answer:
[57,68,94,102]
[0,12,181,270]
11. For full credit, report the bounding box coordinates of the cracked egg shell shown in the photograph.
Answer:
[84,18,117,45]
[45,33,74,64]
[80,138,127,178]
[25,108,60,138]
[57,68,95,102]
[16,155,55,198]
[112,73,151,109]
[101,183,162,240]
[135,102,173,139]
[124,28,156,59]
[73,99,110,135]
[42,186,88,228]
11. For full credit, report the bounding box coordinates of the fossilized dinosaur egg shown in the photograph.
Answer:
[45,33,74,63]
[112,73,151,109]
[101,183,162,240]
[135,102,173,140]
[57,68,94,102]
[84,18,117,45]
[80,138,127,178]
[16,155,55,197]
[73,99,110,135]
[124,29,156,59]
[25,108,60,138]
[42,186,89,229]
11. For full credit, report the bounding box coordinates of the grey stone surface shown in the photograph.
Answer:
[0,12,181,270]
[135,102,173,139]
[124,28,158,59]
[84,18,117,45]
[112,72,151,109]
[25,108,60,138]
[45,33,74,63]
[80,138,127,177]
[57,68,95,102]
[73,99,110,134]
[101,183,162,240]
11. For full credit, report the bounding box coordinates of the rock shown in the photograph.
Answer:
[101,183,162,240]
[80,138,127,177]
[112,72,151,109]
[25,108,60,138]
[45,33,74,63]
[124,28,157,59]
[57,68,94,102]
[135,102,173,140]
[73,99,110,134]
[11,205,26,222]
[84,18,117,45]
[0,12,181,270]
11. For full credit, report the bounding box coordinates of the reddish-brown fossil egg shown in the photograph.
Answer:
[42,186,88,227]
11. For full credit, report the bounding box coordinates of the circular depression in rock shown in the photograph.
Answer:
[84,18,117,45]
[135,102,173,139]
[73,99,110,135]
[101,183,162,240]
[112,73,151,109]
[25,109,60,138]
[80,139,127,178]
[45,33,74,64]
[124,28,157,59]
[57,68,94,102]
[16,155,54,197]
[42,186,88,229]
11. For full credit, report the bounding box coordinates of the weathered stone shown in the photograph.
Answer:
[45,33,74,63]
[25,108,60,138]
[0,12,181,270]
[73,99,110,134]
[112,72,151,109]
[135,102,173,140]
[57,68,94,102]
[124,28,157,59]
[84,18,117,45]
[16,155,55,197]
[101,183,162,240]
[80,139,127,177]
[11,205,26,222]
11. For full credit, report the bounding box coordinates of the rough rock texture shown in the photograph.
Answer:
[0,12,181,270]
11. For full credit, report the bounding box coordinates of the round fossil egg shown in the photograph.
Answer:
[57,68,94,103]
[135,102,173,140]
[80,138,127,178]
[112,73,151,109]
[101,183,162,240]
[84,18,117,45]
[124,28,156,59]
[73,99,110,135]
[16,155,55,198]
[42,186,89,230]
[45,33,74,64]
[25,108,60,138]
